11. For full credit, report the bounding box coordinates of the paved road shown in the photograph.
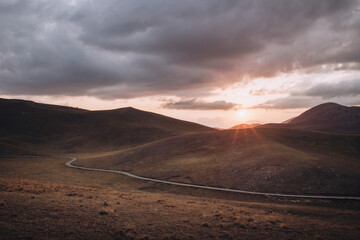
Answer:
[4,155,360,200]
[63,156,360,200]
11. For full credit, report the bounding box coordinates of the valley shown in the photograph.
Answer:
[1,99,360,239]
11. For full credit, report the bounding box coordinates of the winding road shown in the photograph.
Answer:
[4,155,360,200]
[63,156,360,200]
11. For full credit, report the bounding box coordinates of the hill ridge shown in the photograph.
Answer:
[285,102,360,133]
[0,98,213,154]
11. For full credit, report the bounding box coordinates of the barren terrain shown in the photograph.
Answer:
[78,128,360,196]
[1,156,359,240]
[1,99,360,239]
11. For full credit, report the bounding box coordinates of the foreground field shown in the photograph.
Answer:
[1,157,359,239]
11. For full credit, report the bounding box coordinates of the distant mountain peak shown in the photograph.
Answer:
[286,102,360,133]
[229,123,261,130]
[307,102,344,110]
[122,106,136,110]
[315,102,342,107]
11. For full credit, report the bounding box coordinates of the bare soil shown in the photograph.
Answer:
[0,157,359,240]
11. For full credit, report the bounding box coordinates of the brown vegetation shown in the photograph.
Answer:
[266,102,360,133]
[1,158,359,240]
[79,128,360,196]
[1,99,360,239]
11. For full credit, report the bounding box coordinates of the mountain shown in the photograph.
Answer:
[285,102,360,133]
[229,123,261,130]
[1,98,360,195]
[0,98,213,153]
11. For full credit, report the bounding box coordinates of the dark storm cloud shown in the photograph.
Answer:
[163,99,240,110]
[0,0,359,99]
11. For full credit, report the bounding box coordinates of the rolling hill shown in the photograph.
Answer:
[79,127,360,196]
[1,98,360,196]
[285,102,360,133]
[0,98,213,154]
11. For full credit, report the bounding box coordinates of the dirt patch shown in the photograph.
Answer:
[0,177,359,240]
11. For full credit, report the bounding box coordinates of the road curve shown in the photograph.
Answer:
[4,155,360,200]
[64,156,360,200]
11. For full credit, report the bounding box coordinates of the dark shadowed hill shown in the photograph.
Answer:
[285,102,360,133]
[0,98,213,153]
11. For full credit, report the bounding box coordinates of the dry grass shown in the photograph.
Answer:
[79,128,360,195]
[1,176,359,240]
[1,155,360,239]
[1,99,360,239]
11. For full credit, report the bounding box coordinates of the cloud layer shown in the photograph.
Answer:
[163,99,239,110]
[0,0,359,100]
[252,78,360,109]
[300,79,360,99]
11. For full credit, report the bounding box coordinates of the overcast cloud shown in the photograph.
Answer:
[300,79,360,99]
[163,99,239,110]
[0,0,359,101]
[252,78,360,109]
[251,97,322,109]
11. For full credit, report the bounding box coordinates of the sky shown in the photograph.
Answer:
[0,0,360,128]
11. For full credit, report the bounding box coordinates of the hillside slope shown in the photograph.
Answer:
[285,102,360,133]
[79,128,360,196]
[0,98,213,153]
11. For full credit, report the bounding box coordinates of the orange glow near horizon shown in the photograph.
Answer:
[0,93,309,129]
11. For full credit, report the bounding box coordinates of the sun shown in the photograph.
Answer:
[237,110,247,119]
